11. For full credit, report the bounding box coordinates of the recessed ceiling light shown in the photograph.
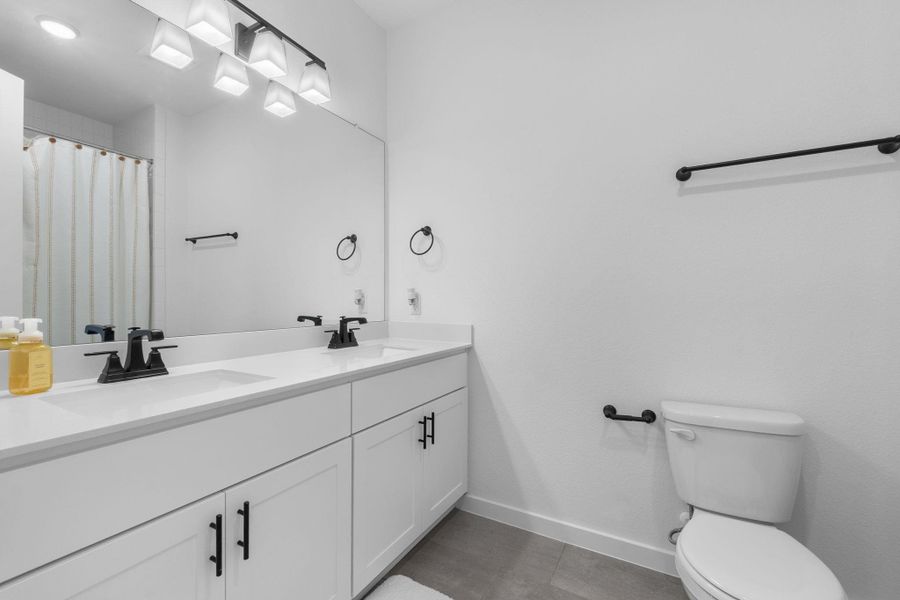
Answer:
[37,16,79,40]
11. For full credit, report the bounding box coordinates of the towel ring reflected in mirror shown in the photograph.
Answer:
[336,234,358,261]
[409,225,434,256]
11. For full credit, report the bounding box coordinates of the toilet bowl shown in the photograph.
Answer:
[660,401,847,600]
[673,509,845,600]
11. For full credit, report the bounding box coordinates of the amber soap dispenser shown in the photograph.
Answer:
[8,318,53,395]
[0,316,18,350]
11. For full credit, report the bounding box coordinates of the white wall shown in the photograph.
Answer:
[387,1,900,598]
[0,70,23,316]
[24,99,114,149]
[113,106,156,160]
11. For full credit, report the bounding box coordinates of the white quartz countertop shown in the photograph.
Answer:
[0,337,469,469]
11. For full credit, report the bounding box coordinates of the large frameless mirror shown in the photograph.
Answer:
[0,0,385,346]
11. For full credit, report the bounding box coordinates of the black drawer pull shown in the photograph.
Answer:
[426,412,435,445]
[209,514,223,577]
[418,417,428,449]
[237,501,250,560]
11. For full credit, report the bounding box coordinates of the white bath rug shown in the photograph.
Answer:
[367,575,453,600]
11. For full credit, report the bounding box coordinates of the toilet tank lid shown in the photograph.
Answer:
[661,401,804,436]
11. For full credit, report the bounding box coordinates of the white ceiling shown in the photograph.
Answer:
[353,0,457,30]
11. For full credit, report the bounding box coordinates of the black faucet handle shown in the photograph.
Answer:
[146,345,176,372]
[85,350,125,383]
[84,350,119,357]
[297,315,323,326]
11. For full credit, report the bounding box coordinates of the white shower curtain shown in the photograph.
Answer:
[23,136,151,346]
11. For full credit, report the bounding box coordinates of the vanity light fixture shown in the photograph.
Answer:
[36,16,79,40]
[298,62,331,105]
[264,81,296,117]
[213,53,250,96]
[185,0,233,46]
[248,30,288,78]
[150,19,194,69]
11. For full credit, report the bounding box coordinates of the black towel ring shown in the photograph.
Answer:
[409,226,434,256]
[336,234,358,261]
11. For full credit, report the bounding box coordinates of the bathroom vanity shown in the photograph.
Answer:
[0,334,470,599]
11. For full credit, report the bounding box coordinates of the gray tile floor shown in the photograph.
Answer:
[378,510,688,600]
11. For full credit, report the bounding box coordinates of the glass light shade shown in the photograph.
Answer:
[264,81,296,117]
[297,63,331,105]
[150,20,194,69]
[185,0,232,46]
[248,31,287,78]
[214,54,249,96]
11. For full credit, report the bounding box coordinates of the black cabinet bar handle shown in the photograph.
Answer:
[237,501,250,560]
[418,417,428,449]
[209,514,223,577]
[426,412,436,445]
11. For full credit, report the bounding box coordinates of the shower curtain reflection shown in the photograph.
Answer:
[22,136,151,346]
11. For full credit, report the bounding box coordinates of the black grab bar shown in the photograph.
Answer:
[603,405,656,424]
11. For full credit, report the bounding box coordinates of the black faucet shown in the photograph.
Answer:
[297,315,323,326]
[326,316,368,349]
[85,324,116,342]
[84,328,178,383]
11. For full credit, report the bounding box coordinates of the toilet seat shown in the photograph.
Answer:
[676,509,846,600]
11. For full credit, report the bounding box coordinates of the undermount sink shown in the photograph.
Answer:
[45,370,272,418]
[325,344,415,360]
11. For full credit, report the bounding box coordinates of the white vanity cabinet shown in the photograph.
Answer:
[0,440,352,600]
[0,494,226,600]
[226,439,352,600]
[352,388,469,596]
[0,347,469,600]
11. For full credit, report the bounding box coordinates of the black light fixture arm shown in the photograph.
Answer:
[676,134,900,181]
[225,0,326,69]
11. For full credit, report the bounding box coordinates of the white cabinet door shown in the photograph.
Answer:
[352,408,425,596]
[421,389,469,524]
[0,494,225,600]
[226,440,352,600]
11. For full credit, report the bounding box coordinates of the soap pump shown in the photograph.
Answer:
[0,316,18,350]
[8,318,53,395]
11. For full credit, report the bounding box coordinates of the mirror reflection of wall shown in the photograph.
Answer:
[0,0,385,346]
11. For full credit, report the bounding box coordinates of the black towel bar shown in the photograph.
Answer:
[603,405,656,424]
[676,134,900,181]
[186,232,238,244]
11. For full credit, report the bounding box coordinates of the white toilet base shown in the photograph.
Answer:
[675,542,738,600]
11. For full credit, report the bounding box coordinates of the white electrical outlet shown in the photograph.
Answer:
[407,288,420,315]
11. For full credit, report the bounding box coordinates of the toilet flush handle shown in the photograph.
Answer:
[669,428,696,441]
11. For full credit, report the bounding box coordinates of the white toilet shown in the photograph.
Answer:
[661,401,846,600]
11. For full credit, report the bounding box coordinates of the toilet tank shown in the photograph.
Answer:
[661,401,805,523]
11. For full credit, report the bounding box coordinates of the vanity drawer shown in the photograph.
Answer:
[352,354,467,432]
[0,384,350,584]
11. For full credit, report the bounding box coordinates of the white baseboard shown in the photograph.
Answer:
[458,494,678,576]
